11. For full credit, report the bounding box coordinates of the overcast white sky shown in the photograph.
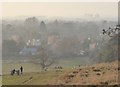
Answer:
[1,2,118,19]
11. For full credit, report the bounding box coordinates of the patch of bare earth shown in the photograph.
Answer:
[50,61,119,85]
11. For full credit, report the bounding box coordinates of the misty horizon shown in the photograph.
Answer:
[2,2,117,19]
[1,2,119,85]
[1,15,118,21]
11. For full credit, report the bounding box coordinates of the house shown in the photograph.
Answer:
[19,46,38,56]
[89,42,97,50]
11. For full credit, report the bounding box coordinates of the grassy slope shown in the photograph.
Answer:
[2,61,119,85]
[51,61,119,85]
[2,70,64,85]
[2,56,91,74]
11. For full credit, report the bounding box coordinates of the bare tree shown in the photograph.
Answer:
[33,46,55,71]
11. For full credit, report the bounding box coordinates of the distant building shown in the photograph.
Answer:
[47,32,61,45]
[26,39,41,46]
[19,46,39,56]
[89,43,96,50]
[48,35,55,45]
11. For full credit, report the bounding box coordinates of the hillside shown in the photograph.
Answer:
[50,61,119,85]
[2,61,119,85]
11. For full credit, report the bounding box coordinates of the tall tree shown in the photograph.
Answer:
[94,25,120,62]
[32,21,55,70]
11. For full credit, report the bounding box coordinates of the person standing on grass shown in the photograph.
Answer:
[20,66,23,74]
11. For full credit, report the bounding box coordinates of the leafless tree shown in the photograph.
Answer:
[34,46,55,71]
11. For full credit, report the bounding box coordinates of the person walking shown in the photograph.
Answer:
[20,66,23,74]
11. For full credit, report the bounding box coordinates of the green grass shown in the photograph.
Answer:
[58,56,92,68]
[0,76,2,86]
[3,56,91,74]
[3,62,42,74]
[2,71,63,85]
[3,74,31,85]
[2,56,92,85]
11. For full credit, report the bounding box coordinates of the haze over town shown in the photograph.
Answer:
[1,2,119,85]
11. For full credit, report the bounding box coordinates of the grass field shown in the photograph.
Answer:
[0,73,1,86]
[2,56,91,74]
[2,56,104,85]
[2,61,119,85]
[2,70,68,85]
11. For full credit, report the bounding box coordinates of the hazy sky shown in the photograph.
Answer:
[2,2,118,18]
